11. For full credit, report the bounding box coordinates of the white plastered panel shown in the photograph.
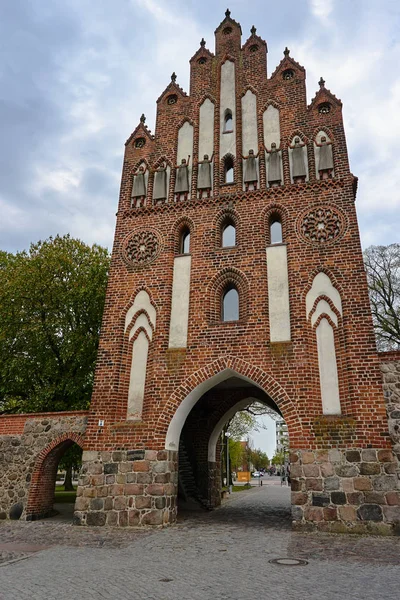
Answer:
[241,90,258,154]
[168,255,192,348]
[177,121,194,193]
[263,106,283,187]
[266,245,291,342]
[129,313,153,342]
[125,290,156,331]
[311,299,338,328]
[306,273,342,319]
[220,61,236,158]
[316,318,341,414]
[199,98,215,159]
[263,105,280,149]
[127,330,149,419]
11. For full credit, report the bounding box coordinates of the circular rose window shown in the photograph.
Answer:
[121,229,161,267]
[296,205,347,246]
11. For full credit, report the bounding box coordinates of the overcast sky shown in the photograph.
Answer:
[1,1,399,453]
[1,0,399,255]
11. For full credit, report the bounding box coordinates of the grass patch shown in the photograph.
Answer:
[54,485,77,504]
[232,484,253,492]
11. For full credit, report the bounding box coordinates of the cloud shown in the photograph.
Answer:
[0,1,399,255]
[309,0,334,21]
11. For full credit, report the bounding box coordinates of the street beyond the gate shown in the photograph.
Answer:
[0,483,399,600]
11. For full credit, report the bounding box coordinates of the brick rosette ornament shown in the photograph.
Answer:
[121,229,161,267]
[297,204,347,246]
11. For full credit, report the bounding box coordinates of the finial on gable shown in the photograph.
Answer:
[250,25,256,35]
[171,72,177,83]
[284,47,290,57]
[140,113,146,124]
[200,37,206,47]
[319,76,326,88]
[225,8,231,18]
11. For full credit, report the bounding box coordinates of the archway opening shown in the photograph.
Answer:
[26,438,83,522]
[174,375,291,526]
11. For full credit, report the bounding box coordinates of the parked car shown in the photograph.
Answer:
[252,471,261,477]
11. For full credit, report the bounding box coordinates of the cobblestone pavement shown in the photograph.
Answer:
[1,485,400,600]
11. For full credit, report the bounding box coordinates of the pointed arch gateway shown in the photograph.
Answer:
[26,433,85,521]
[162,356,304,452]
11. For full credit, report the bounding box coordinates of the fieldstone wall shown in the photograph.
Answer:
[291,447,400,534]
[0,413,88,521]
[74,449,178,527]
[380,357,400,454]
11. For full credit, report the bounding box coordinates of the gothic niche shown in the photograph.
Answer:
[297,205,346,246]
[121,230,160,267]
[306,273,343,415]
[124,290,156,419]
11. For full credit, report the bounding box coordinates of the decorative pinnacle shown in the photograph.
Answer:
[284,47,290,57]
[225,8,231,18]
[140,113,146,123]
[200,37,206,47]
[250,25,257,35]
[171,72,177,83]
[319,76,326,88]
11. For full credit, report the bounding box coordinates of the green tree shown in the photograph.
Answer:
[228,438,244,471]
[58,444,83,491]
[364,244,400,351]
[250,448,269,471]
[0,235,110,413]
[271,450,285,465]
[227,402,278,440]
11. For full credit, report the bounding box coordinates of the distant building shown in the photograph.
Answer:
[276,420,288,453]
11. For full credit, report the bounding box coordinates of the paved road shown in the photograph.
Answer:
[0,485,399,600]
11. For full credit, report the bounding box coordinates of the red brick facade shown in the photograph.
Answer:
[84,13,388,453]
[1,12,398,532]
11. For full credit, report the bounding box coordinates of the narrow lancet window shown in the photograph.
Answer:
[224,110,233,132]
[270,219,283,244]
[222,223,236,247]
[180,228,190,254]
[224,156,234,184]
[222,286,239,321]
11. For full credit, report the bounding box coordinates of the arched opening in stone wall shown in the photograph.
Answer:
[26,434,84,521]
[166,371,292,526]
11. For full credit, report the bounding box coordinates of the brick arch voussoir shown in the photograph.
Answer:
[262,203,289,242]
[241,84,259,98]
[152,155,173,169]
[120,285,158,330]
[197,93,217,108]
[207,267,249,323]
[302,265,345,306]
[131,157,151,174]
[312,125,335,143]
[262,98,282,112]
[27,433,85,515]
[308,294,343,324]
[171,216,195,253]
[160,356,303,442]
[287,129,309,146]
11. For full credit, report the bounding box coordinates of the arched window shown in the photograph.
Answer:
[224,110,233,133]
[180,228,190,254]
[222,222,236,247]
[224,156,234,184]
[222,286,239,321]
[270,218,283,244]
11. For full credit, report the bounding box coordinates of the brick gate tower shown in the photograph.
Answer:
[74,11,400,532]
